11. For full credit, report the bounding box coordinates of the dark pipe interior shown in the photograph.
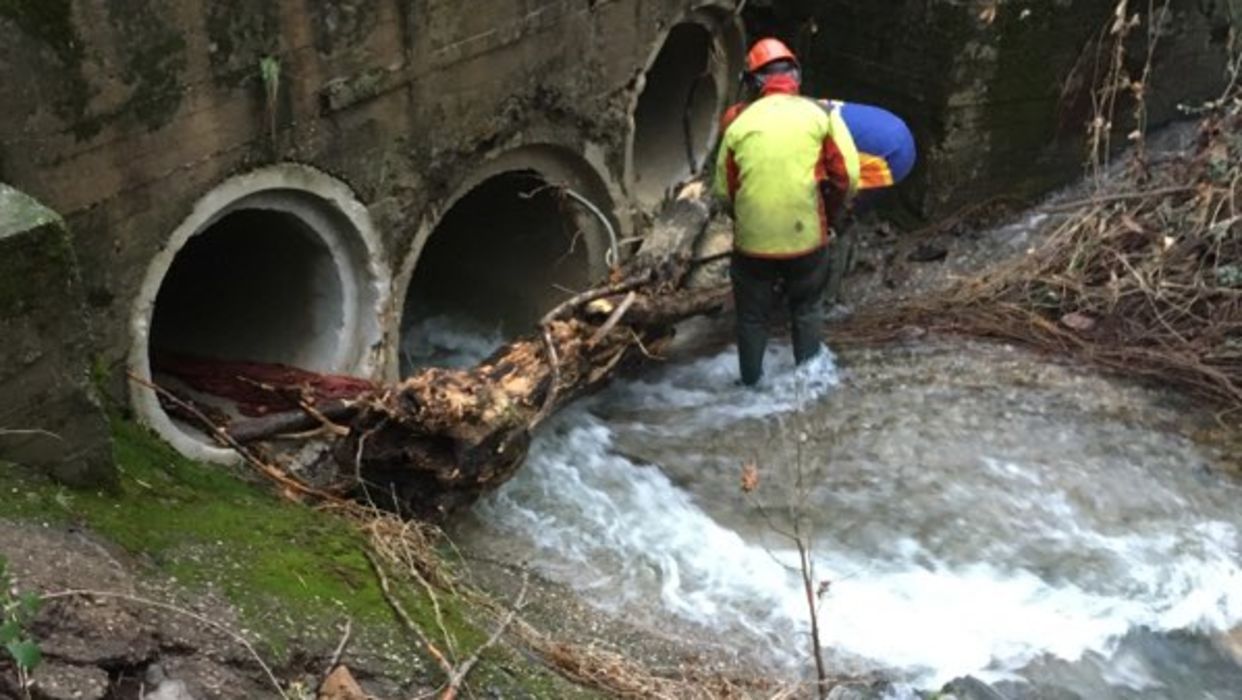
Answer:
[401,170,591,371]
[150,209,344,371]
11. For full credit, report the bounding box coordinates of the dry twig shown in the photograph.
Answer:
[325,618,353,680]
[128,372,346,502]
[440,576,528,700]
[364,550,455,678]
[834,20,1242,418]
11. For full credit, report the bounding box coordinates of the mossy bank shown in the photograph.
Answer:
[0,418,596,698]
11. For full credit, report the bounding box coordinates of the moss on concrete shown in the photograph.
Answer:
[311,1,379,57]
[0,197,72,319]
[0,0,80,68]
[205,3,279,88]
[1,421,402,658]
[976,1,1114,204]
[106,0,187,131]
[0,0,94,133]
[0,419,594,696]
[0,185,114,486]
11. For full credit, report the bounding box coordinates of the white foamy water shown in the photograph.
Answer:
[603,344,840,434]
[400,315,506,372]
[451,330,1242,689]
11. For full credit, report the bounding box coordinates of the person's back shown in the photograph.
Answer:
[718,93,859,259]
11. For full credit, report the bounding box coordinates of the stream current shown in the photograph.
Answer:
[406,314,1242,697]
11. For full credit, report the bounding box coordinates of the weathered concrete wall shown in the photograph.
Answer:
[0,0,731,384]
[0,185,113,486]
[746,0,1236,217]
[4,0,1230,461]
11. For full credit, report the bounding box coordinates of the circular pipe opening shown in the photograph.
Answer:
[130,166,390,463]
[398,148,617,375]
[150,208,344,369]
[626,8,745,210]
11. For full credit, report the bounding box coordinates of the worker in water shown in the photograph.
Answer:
[712,38,861,386]
[714,38,917,386]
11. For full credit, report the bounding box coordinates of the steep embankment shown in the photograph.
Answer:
[0,419,599,699]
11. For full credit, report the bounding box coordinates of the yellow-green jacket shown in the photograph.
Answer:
[713,90,861,258]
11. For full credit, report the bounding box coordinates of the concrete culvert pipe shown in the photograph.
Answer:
[627,8,745,209]
[130,165,390,463]
[399,149,618,375]
[149,208,343,369]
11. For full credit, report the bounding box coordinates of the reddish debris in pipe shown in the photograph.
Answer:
[152,354,376,417]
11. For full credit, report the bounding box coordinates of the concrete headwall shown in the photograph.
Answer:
[0,0,724,364]
[0,184,113,486]
[746,0,1235,216]
[0,0,745,464]
[1,0,1234,466]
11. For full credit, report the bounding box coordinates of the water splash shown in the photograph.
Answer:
[400,315,505,372]
[479,409,812,660]
[602,344,839,435]
[457,334,1242,689]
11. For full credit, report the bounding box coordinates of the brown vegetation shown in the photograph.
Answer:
[837,51,1242,422]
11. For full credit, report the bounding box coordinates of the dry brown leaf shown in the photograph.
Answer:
[676,181,707,201]
[319,665,367,700]
[979,1,998,25]
[585,298,616,315]
[1060,312,1096,332]
[740,461,759,494]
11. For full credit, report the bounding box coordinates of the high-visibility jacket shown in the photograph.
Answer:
[721,98,916,192]
[713,91,860,258]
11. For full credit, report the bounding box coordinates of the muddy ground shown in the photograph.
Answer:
[0,520,298,699]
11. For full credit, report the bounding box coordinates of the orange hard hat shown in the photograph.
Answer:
[746,38,798,73]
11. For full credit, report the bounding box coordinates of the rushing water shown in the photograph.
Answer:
[418,313,1242,696]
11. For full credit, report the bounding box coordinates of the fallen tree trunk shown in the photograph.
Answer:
[344,193,721,518]
[349,193,722,518]
[211,191,725,519]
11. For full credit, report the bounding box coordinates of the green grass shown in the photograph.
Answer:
[0,418,595,697]
[1,420,414,658]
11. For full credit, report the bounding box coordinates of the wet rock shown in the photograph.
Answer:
[822,679,911,699]
[826,683,883,699]
[143,664,200,700]
[0,185,113,487]
[29,660,109,700]
[157,656,272,700]
[907,243,949,263]
[36,597,159,668]
[895,325,928,342]
[938,676,1010,699]
[991,680,1083,700]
